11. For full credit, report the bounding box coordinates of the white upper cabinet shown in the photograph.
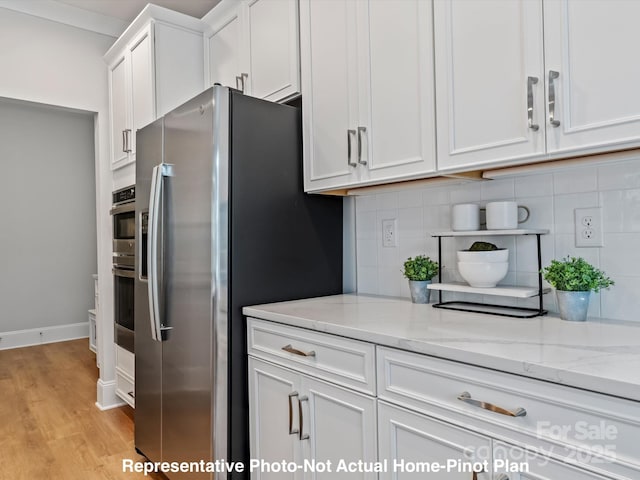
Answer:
[434,0,546,171]
[435,0,640,173]
[543,0,640,154]
[301,0,436,192]
[104,5,204,170]
[204,0,300,103]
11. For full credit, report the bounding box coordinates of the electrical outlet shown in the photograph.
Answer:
[382,219,397,247]
[575,207,603,247]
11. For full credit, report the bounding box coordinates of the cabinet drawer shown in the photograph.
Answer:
[116,371,135,408]
[248,318,376,394]
[115,344,135,379]
[377,346,640,477]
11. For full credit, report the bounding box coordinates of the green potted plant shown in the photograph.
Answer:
[403,255,439,304]
[541,256,614,321]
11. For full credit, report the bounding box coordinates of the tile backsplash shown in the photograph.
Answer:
[355,156,640,321]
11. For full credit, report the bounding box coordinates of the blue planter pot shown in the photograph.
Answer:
[556,290,591,321]
[409,280,432,304]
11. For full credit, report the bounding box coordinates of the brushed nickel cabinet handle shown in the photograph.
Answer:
[548,70,560,127]
[127,391,135,398]
[527,76,539,131]
[240,73,248,93]
[124,129,132,153]
[298,395,309,440]
[357,126,367,165]
[122,130,127,153]
[288,391,299,435]
[347,129,357,167]
[282,344,316,357]
[458,391,526,417]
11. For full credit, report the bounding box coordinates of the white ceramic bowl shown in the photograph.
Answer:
[458,261,509,288]
[457,248,508,263]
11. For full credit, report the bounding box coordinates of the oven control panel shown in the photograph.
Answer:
[113,185,135,205]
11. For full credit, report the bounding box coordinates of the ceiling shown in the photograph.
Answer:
[56,0,220,23]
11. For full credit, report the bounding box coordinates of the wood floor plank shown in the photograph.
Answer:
[0,339,166,479]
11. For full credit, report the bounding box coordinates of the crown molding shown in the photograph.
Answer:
[0,0,126,38]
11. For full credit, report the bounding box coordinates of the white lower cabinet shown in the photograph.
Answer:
[248,318,639,480]
[248,357,377,480]
[115,345,135,408]
[378,401,492,479]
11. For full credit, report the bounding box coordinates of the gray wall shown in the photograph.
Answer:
[0,98,96,332]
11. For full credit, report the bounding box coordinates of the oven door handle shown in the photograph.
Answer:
[109,203,135,216]
[148,163,173,342]
[112,267,136,279]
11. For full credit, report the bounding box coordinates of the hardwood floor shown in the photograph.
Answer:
[0,339,164,479]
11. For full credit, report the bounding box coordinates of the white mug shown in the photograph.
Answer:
[486,201,530,230]
[452,204,480,231]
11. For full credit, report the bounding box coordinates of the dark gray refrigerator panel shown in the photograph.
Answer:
[134,86,342,480]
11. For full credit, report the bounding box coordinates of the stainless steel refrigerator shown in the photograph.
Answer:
[134,86,342,479]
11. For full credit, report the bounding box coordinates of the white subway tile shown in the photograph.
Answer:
[377,240,399,268]
[398,207,424,238]
[422,186,450,206]
[600,189,640,233]
[515,174,553,198]
[376,192,399,210]
[399,237,427,264]
[355,194,377,213]
[553,167,597,194]
[356,211,376,239]
[450,182,482,204]
[424,204,451,231]
[598,157,640,191]
[553,192,599,234]
[357,266,379,294]
[554,234,599,267]
[356,238,378,267]
[601,275,640,322]
[600,233,640,277]
[378,267,402,297]
[398,189,423,208]
[514,196,554,231]
[515,234,554,274]
[481,178,515,201]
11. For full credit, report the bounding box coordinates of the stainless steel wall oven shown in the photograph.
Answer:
[111,185,135,353]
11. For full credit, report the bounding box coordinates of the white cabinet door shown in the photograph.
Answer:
[301,0,359,191]
[109,55,129,166]
[378,401,492,480]
[207,4,244,91]
[128,25,155,161]
[249,358,303,480]
[543,0,640,154]
[246,0,300,102]
[302,376,377,480]
[493,441,608,479]
[434,0,545,171]
[360,0,436,183]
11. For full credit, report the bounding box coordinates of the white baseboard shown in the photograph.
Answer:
[0,322,89,350]
[96,378,127,410]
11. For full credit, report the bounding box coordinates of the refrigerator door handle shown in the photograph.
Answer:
[148,163,174,341]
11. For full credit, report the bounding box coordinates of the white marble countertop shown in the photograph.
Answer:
[243,294,640,402]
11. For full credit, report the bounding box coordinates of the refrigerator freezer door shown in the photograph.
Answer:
[135,117,164,464]
[161,87,221,477]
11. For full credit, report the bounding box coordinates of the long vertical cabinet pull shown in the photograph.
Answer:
[240,73,248,93]
[347,129,357,166]
[527,77,539,131]
[548,71,561,127]
[357,126,367,165]
[122,130,128,153]
[298,395,310,440]
[288,392,299,435]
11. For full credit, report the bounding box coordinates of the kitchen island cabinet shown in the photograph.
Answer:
[245,294,640,480]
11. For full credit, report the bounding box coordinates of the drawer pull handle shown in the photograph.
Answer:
[288,392,299,435]
[495,475,509,480]
[127,391,135,399]
[457,391,526,417]
[282,344,316,357]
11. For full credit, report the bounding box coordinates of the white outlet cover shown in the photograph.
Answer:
[382,219,397,247]
[575,207,603,247]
